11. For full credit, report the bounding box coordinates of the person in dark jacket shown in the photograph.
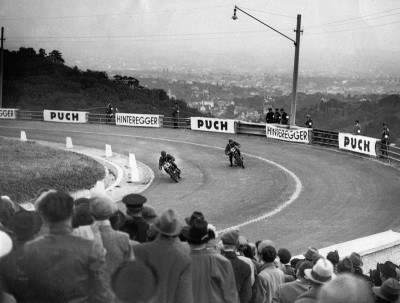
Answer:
[381,123,390,158]
[273,108,281,124]
[305,115,313,128]
[266,108,274,123]
[120,194,150,243]
[106,102,113,123]
[225,138,242,167]
[159,151,181,174]
[280,108,289,125]
[172,101,180,128]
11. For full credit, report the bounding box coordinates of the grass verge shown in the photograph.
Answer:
[0,137,105,203]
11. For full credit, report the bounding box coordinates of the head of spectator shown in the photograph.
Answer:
[9,207,41,244]
[35,189,74,225]
[326,250,340,265]
[277,248,291,265]
[72,197,93,228]
[260,246,277,264]
[89,194,117,221]
[304,257,336,285]
[237,235,248,254]
[185,211,204,227]
[187,218,209,247]
[111,260,158,303]
[296,260,313,282]
[109,209,126,230]
[122,194,147,216]
[220,229,239,251]
[0,196,18,229]
[154,209,182,238]
[349,252,363,268]
[291,257,302,270]
[142,205,158,225]
[242,244,256,260]
[337,257,355,274]
[0,230,12,258]
[379,261,398,282]
[319,273,374,303]
[372,277,400,303]
[280,108,285,113]
[303,246,319,262]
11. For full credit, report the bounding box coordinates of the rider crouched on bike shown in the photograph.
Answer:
[225,138,242,167]
[159,151,181,176]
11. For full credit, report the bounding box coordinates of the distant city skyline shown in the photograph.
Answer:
[2,0,400,76]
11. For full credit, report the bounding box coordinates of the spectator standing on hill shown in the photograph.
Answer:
[277,248,296,282]
[106,102,114,123]
[220,230,252,303]
[266,108,274,123]
[381,123,390,158]
[280,109,289,125]
[132,209,193,303]
[274,108,281,124]
[272,260,313,303]
[349,252,372,283]
[187,218,239,303]
[294,258,336,303]
[353,120,361,135]
[120,194,150,243]
[305,115,313,128]
[251,245,285,303]
[326,250,340,275]
[225,138,242,167]
[21,189,112,303]
[172,101,180,128]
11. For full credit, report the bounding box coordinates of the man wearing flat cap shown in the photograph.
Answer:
[119,194,149,243]
[133,209,193,303]
[221,230,252,303]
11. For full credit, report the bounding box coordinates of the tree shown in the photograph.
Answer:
[48,50,65,64]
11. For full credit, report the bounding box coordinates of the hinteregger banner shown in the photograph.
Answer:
[338,133,379,157]
[191,117,236,133]
[0,108,19,119]
[43,110,88,123]
[266,124,310,144]
[116,113,162,128]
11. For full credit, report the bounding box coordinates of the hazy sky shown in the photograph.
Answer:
[1,0,400,74]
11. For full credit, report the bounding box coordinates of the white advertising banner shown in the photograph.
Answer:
[190,117,236,134]
[266,124,310,144]
[338,133,379,157]
[43,110,88,123]
[0,108,19,119]
[116,113,162,128]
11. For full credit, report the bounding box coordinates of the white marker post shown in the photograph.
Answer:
[129,153,140,182]
[66,137,73,149]
[20,131,27,142]
[93,180,106,194]
[105,144,112,158]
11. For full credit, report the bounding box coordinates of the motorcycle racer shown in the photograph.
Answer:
[225,138,242,167]
[159,151,181,177]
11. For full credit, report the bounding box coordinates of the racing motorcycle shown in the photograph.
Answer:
[229,146,245,169]
[162,161,181,182]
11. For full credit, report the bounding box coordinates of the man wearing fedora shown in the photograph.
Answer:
[294,257,336,303]
[373,277,400,303]
[349,252,372,283]
[187,218,239,303]
[132,209,193,303]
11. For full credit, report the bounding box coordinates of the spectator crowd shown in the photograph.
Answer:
[1,191,400,303]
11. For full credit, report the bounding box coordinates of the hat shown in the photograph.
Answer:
[111,260,157,303]
[187,218,209,244]
[0,230,12,258]
[221,230,239,245]
[278,248,292,264]
[337,257,354,274]
[373,278,400,303]
[72,201,94,228]
[89,194,116,220]
[238,235,247,246]
[326,250,340,265]
[122,194,147,210]
[154,209,182,237]
[379,261,398,279]
[349,252,363,268]
[257,239,276,254]
[185,211,204,226]
[304,258,336,284]
[142,205,157,221]
[11,208,40,241]
[303,246,319,261]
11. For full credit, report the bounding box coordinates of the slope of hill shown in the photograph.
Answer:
[2,47,204,118]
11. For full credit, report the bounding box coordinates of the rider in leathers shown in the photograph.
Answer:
[225,138,242,167]
[159,151,181,176]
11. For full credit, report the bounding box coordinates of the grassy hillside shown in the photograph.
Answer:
[3,47,204,117]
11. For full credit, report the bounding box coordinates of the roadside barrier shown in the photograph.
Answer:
[3,109,399,164]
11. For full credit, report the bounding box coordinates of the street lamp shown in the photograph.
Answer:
[232,6,302,127]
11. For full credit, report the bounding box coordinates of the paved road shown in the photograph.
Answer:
[1,120,400,255]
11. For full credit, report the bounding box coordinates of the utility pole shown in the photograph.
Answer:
[290,15,302,127]
[0,27,4,108]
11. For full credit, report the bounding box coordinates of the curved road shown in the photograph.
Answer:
[1,120,400,255]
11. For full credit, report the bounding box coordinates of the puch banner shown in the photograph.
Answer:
[43,110,89,123]
[0,108,19,119]
[338,133,379,157]
[116,113,162,128]
[266,124,310,144]
[190,117,236,134]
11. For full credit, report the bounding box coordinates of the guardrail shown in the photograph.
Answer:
[9,109,400,164]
